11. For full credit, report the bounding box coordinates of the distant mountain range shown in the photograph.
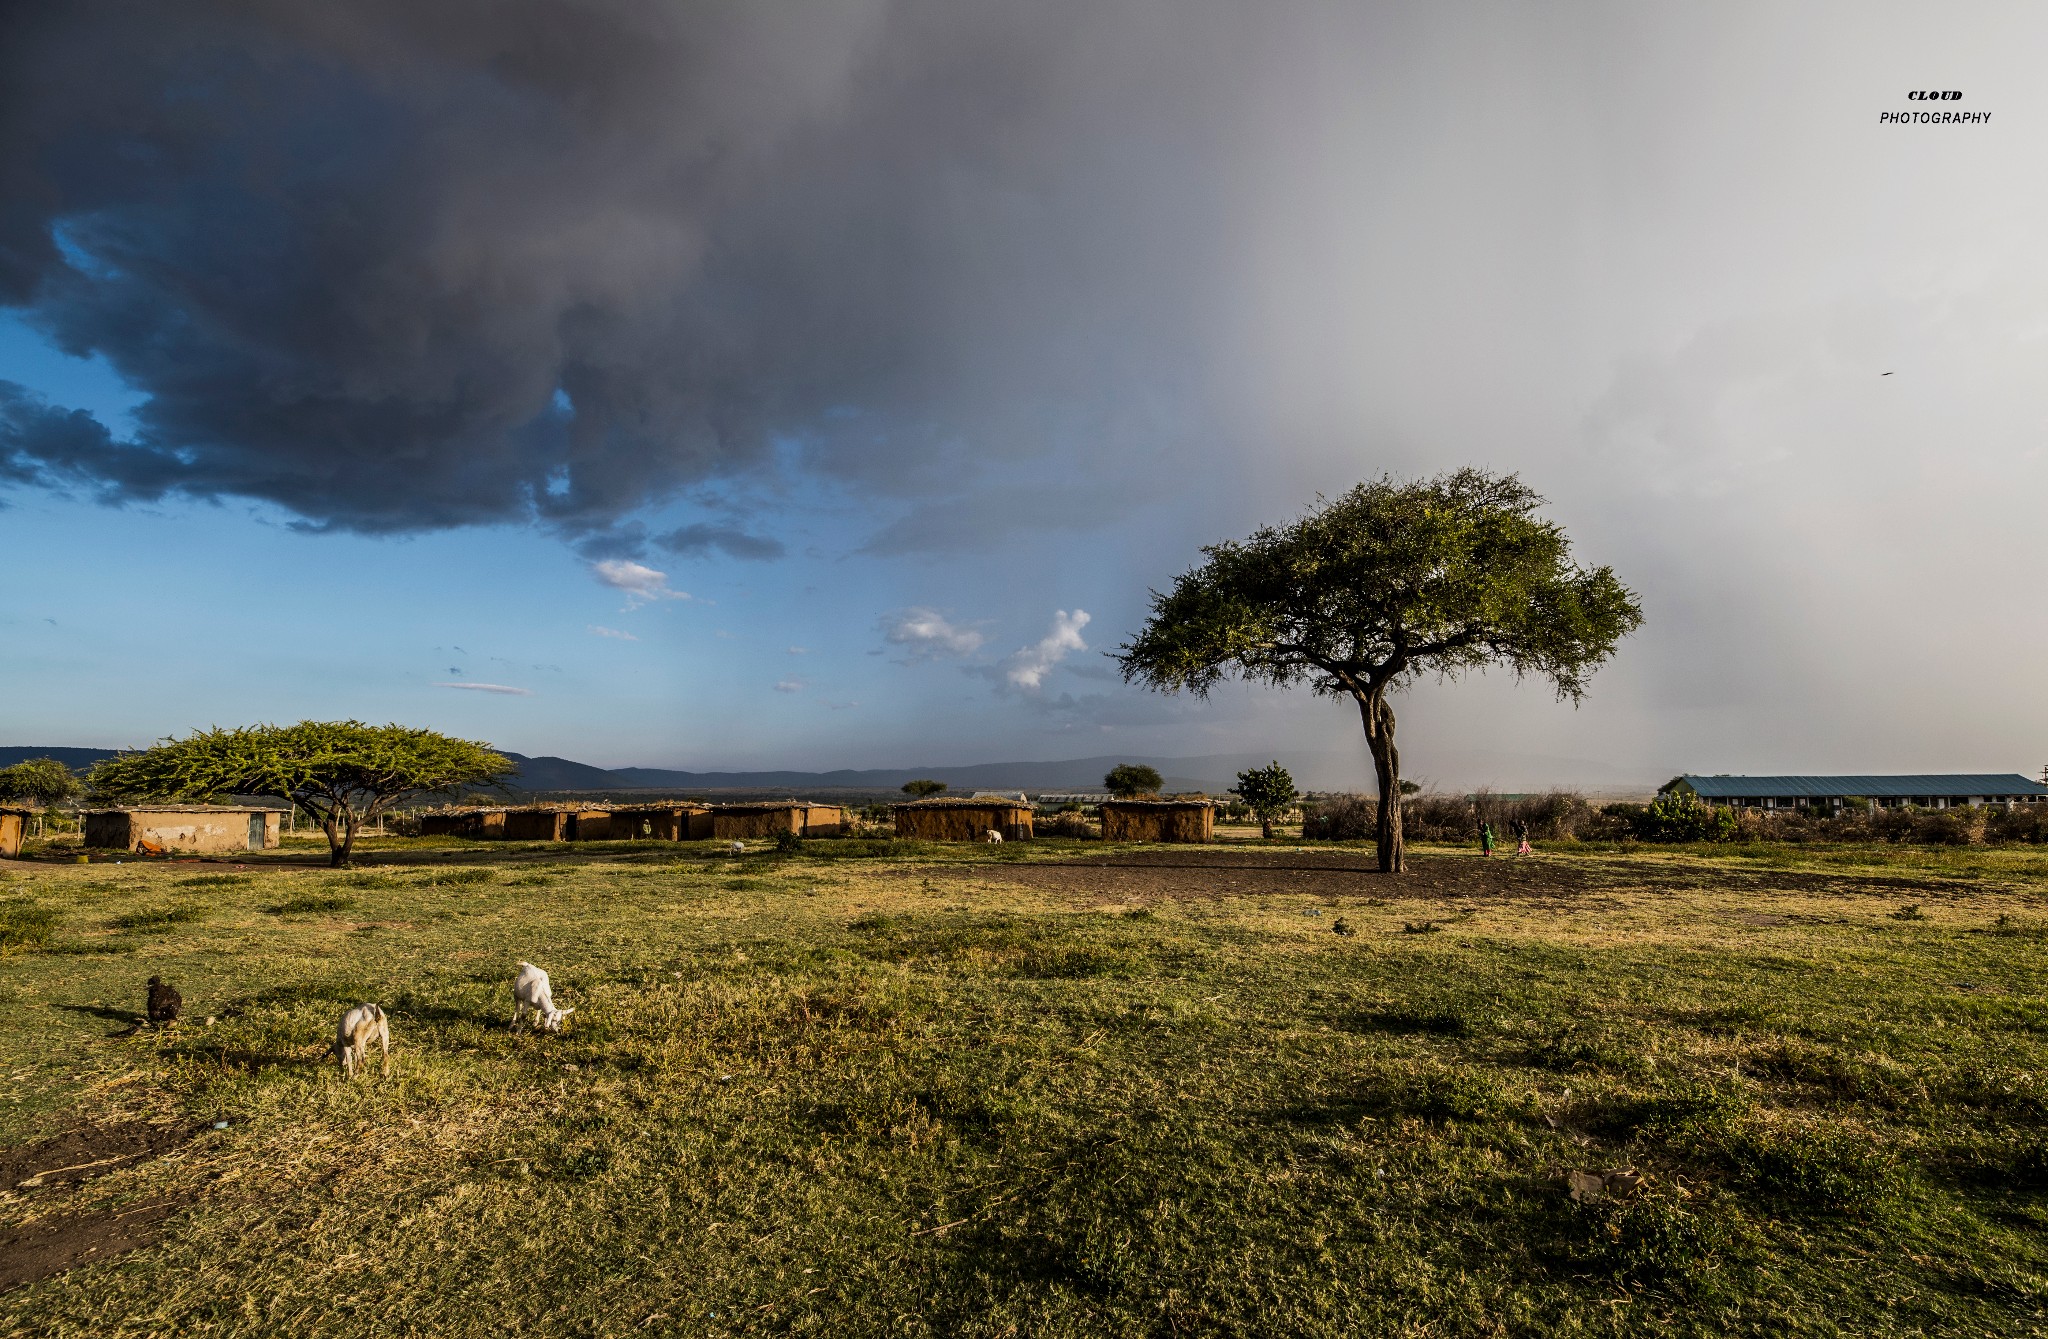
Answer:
[513,752,1260,795]
[0,745,1263,796]
[0,747,126,773]
[1,744,1656,797]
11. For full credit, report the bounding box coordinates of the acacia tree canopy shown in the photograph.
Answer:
[0,757,83,807]
[1117,470,1642,872]
[87,721,512,867]
[901,779,948,797]
[1104,763,1163,798]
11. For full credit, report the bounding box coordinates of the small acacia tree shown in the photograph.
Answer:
[87,721,512,867]
[1230,761,1298,839]
[1118,470,1642,872]
[1104,763,1163,798]
[0,757,83,808]
[901,779,948,798]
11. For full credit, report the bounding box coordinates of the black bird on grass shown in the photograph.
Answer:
[146,976,182,1026]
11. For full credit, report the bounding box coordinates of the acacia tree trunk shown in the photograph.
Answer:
[1261,814,1274,839]
[335,811,360,868]
[1356,690,1404,873]
[314,803,360,867]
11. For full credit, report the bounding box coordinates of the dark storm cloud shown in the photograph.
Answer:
[0,0,1257,540]
[655,523,785,561]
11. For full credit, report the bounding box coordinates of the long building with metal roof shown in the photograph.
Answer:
[1661,774,2048,810]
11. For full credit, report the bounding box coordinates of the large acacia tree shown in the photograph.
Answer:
[1117,470,1642,872]
[88,721,512,867]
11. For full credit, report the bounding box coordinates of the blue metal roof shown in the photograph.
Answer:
[1670,774,2048,799]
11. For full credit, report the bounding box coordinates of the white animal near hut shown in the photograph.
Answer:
[984,829,1003,844]
[512,961,576,1032]
[335,1003,390,1078]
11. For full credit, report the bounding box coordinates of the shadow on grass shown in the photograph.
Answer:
[54,1001,143,1032]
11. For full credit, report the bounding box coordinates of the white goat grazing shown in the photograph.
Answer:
[512,961,576,1032]
[985,829,1004,844]
[335,1003,390,1078]
[727,840,746,856]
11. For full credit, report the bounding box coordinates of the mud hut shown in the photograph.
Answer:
[560,809,617,840]
[419,808,508,839]
[0,807,29,858]
[1099,799,1214,843]
[591,803,711,841]
[501,806,606,842]
[710,803,844,840]
[895,796,1034,842]
[84,805,283,854]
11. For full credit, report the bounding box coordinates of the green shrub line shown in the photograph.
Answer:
[1301,787,2048,847]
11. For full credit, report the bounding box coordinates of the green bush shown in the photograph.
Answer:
[1607,792,1739,843]
[1526,1027,1649,1077]
[1572,1183,1744,1293]
[1301,794,1376,840]
[421,867,496,886]
[0,899,59,953]
[1721,1122,1903,1214]
[1987,803,2048,844]
[111,904,207,931]
[268,893,357,914]
[1594,1083,1747,1143]
[1363,1064,1511,1123]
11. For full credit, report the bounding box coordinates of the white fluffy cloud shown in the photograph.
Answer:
[1001,609,1092,691]
[774,679,804,694]
[881,607,985,659]
[591,560,689,608]
[588,625,639,641]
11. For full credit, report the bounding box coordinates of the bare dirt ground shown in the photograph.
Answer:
[0,1121,198,1293]
[922,848,2003,904]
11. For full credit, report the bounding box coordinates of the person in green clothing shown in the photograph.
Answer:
[1479,817,1495,857]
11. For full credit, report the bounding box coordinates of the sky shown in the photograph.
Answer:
[3,1,2046,791]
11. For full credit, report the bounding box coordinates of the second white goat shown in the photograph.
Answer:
[512,961,576,1032]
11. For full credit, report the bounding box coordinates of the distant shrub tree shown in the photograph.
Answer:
[87,721,511,867]
[1104,763,1163,798]
[1301,794,1377,841]
[1612,791,1737,843]
[1117,470,1642,872]
[900,779,948,798]
[1230,761,1298,839]
[0,757,82,807]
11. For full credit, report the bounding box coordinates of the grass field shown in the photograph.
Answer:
[2,836,2047,1336]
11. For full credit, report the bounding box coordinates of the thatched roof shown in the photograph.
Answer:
[898,796,1033,810]
[86,804,278,815]
[1099,798,1214,808]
